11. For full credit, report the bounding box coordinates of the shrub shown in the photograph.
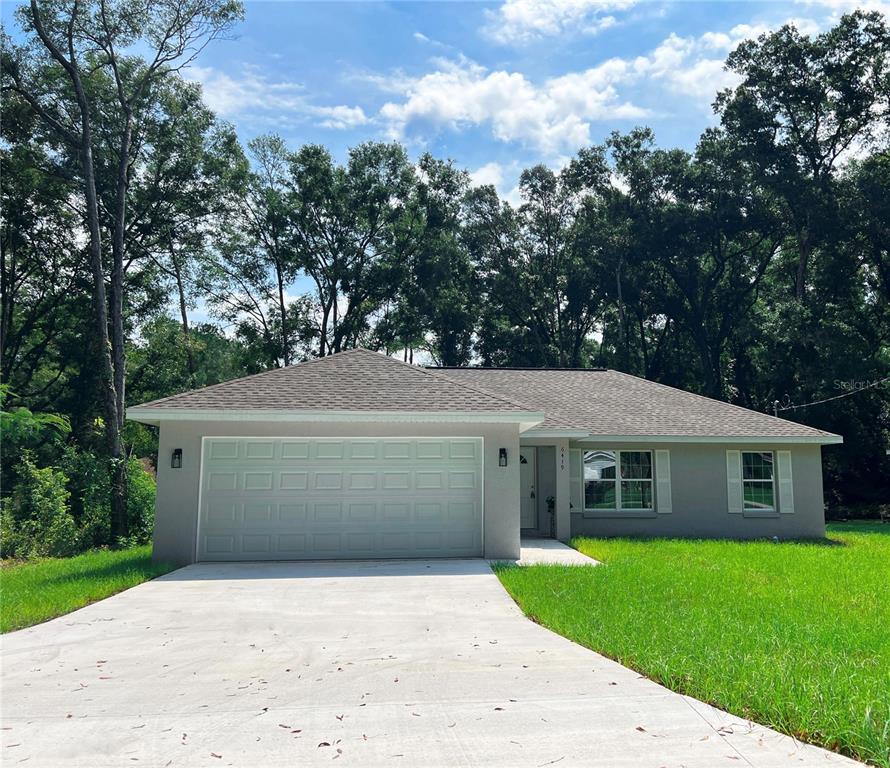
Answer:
[125,458,156,545]
[62,448,112,549]
[1,453,78,558]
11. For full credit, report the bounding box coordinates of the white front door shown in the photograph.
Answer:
[520,448,537,529]
[197,437,483,561]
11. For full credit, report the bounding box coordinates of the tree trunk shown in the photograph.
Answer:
[109,118,132,541]
[24,0,124,536]
[275,260,290,366]
[171,245,195,382]
[795,226,811,302]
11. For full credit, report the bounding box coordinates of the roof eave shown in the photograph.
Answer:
[126,407,545,431]
[573,433,843,445]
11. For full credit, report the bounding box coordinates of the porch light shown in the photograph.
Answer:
[498,448,508,467]
[171,448,183,469]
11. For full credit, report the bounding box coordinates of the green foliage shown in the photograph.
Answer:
[61,449,112,549]
[495,523,890,767]
[1,454,78,558]
[124,458,156,546]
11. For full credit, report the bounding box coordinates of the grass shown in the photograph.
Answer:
[495,522,890,767]
[0,545,176,633]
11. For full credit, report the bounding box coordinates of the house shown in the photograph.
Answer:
[127,348,842,565]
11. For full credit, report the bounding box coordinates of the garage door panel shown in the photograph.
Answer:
[199,438,483,561]
[244,440,275,460]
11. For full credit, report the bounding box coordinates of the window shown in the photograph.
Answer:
[584,450,653,511]
[742,451,775,511]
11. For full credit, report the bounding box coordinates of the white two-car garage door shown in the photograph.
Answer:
[197,437,483,561]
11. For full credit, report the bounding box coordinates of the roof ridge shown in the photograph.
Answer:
[381,353,542,412]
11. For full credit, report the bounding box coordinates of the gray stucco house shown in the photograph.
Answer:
[128,348,842,565]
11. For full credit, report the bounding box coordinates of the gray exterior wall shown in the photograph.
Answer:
[567,441,826,540]
[153,419,521,565]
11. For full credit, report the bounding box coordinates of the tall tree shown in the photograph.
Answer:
[716,11,890,302]
[469,148,610,367]
[1,0,242,538]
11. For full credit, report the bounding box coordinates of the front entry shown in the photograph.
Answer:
[520,447,537,529]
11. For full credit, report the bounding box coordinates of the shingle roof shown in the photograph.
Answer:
[128,348,537,414]
[434,367,839,440]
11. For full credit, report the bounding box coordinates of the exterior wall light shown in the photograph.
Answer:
[498,448,508,467]
[171,448,183,469]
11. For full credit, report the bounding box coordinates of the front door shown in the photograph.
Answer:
[520,448,537,529]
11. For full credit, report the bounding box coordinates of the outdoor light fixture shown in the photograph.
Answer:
[171,448,183,469]
[498,448,508,467]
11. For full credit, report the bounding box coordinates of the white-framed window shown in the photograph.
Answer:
[584,450,653,511]
[742,451,775,511]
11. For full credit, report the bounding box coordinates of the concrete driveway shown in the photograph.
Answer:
[1,560,861,767]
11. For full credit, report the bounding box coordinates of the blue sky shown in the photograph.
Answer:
[4,0,882,201]
[178,0,878,201]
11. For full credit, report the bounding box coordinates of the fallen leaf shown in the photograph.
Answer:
[635,726,646,732]
[318,742,331,748]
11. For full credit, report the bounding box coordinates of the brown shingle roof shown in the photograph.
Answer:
[434,368,839,440]
[128,348,537,414]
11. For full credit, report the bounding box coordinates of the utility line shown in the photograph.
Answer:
[773,376,890,416]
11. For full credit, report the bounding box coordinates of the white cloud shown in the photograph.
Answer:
[375,55,647,155]
[187,65,305,115]
[470,162,505,188]
[484,0,638,44]
[185,65,365,131]
[313,105,369,130]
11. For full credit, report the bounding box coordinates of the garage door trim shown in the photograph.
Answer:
[195,435,485,561]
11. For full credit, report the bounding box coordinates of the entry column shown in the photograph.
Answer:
[554,438,572,541]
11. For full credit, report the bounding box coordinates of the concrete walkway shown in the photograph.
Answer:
[1,560,861,767]
[514,537,599,565]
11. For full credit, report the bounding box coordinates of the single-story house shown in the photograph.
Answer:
[128,347,842,565]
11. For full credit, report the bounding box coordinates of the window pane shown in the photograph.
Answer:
[743,481,775,510]
[620,451,652,480]
[584,450,616,480]
[586,480,616,509]
[620,480,653,510]
[742,452,774,481]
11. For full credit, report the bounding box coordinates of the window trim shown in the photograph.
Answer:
[741,450,777,513]
[583,449,655,513]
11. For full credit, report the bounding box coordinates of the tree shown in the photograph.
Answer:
[287,142,416,356]
[716,11,890,302]
[469,148,610,367]
[608,129,782,398]
[1,0,242,539]
[381,153,477,365]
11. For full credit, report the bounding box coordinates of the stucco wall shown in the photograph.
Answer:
[568,441,826,539]
[152,419,521,565]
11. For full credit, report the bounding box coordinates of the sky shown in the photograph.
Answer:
[136,0,887,202]
[4,0,886,203]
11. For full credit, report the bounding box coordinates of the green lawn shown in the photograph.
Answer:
[495,522,890,767]
[0,545,176,633]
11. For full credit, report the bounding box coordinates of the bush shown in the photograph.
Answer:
[2,450,157,560]
[62,449,112,549]
[125,457,156,545]
[1,453,78,558]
